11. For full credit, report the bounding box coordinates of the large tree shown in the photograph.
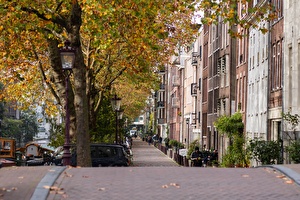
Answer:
[0,0,199,166]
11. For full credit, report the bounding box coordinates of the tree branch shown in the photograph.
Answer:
[29,38,61,106]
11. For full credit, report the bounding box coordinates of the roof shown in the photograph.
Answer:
[25,142,55,152]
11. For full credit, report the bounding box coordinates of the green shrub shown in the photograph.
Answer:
[247,138,281,165]
[221,148,236,167]
[168,139,184,149]
[286,139,300,164]
[214,112,248,167]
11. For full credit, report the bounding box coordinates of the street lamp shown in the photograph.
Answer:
[186,118,190,147]
[117,109,124,143]
[60,40,75,166]
[111,94,121,143]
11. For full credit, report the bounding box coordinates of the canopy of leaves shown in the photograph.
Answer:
[0,0,199,118]
[199,0,277,37]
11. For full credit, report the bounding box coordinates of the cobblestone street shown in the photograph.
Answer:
[46,139,300,200]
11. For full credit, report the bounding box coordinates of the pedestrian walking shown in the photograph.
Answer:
[147,135,152,145]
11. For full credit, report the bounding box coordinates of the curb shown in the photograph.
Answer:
[262,165,300,187]
[30,166,66,200]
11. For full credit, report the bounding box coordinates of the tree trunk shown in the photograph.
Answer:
[73,50,91,167]
[70,1,91,167]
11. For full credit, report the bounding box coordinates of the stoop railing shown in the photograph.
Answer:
[156,144,189,167]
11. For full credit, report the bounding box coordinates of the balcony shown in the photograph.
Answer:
[191,83,198,96]
[157,101,164,108]
[191,112,196,125]
[159,83,165,91]
[192,52,198,66]
[158,70,166,74]
[157,118,165,124]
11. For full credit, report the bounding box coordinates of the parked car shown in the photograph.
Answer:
[71,144,131,167]
[52,146,64,166]
[120,144,133,157]
[26,157,44,166]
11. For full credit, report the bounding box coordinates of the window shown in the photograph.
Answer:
[203,78,208,102]
[199,45,202,59]
[273,0,283,19]
[271,41,282,90]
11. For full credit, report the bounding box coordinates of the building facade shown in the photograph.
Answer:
[153,0,299,165]
[282,0,300,162]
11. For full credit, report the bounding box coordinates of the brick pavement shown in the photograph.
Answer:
[47,167,300,200]
[47,139,300,200]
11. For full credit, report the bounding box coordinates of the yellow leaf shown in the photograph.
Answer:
[45,14,52,19]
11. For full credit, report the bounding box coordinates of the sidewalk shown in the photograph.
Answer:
[0,166,58,200]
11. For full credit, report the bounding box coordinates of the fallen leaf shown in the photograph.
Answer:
[276,175,286,179]
[63,172,73,178]
[18,176,24,179]
[242,174,249,178]
[57,191,66,195]
[286,180,294,184]
[170,183,180,188]
[162,185,169,188]
[43,186,51,189]
[50,186,64,191]
[98,188,106,191]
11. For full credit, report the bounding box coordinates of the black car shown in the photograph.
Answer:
[71,144,131,167]
[26,157,44,166]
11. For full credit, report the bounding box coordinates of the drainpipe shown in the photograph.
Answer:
[280,32,285,164]
[266,10,271,141]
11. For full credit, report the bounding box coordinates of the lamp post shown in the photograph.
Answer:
[117,109,124,143]
[111,94,121,144]
[186,118,190,147]
[60,40,75,166]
